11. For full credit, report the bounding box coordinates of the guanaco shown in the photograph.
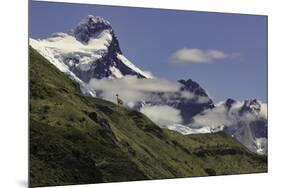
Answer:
[116,94,123,105]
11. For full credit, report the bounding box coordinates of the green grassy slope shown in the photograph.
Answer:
[29,47,267,187]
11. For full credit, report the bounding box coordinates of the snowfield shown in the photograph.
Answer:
[30,29,112,72]
[163,124,214,135]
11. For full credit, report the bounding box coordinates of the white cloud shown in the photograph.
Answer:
[140,105,183,127]
[192,104,231,129]
[180,91,196,100]
[170,48,230,64]
[90,75,181,93]
[196,96,211,104]
[162,123,212,135]
[87,76,210,107]
[87,76,183,105]
[260,103,268,119]
[191,100,268,129]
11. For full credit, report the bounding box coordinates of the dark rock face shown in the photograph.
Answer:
[223,120,267,140]
[74,15,112,44]
[249,119,267,138]
[179,79,209,97]
[223,119,268,155]
[177,79,214,123]
[239,99,261,115]
[225,98,236,111]
[177,100,214,124]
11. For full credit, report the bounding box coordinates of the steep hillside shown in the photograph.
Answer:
[29,47,267,187]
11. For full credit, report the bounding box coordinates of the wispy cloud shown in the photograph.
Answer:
[170,48,233,64]
[87,76,182,104]
[191,100,268,129]
[86,76,210,107]
[140,105,183,127]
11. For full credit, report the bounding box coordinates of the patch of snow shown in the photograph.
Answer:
[30,38,69,72]
[79,82,96,97]
[30,29,112,72]
[117,53,154,79]
[109,66,124,78]
[32,30,112,53]
[163,124,212,135]
[255,137,267,155]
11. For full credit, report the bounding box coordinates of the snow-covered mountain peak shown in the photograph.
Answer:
[85,15,111,26]
[30,15,154,96]
[73,15,112,44]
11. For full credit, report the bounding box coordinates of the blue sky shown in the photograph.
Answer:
[30,1,267,102]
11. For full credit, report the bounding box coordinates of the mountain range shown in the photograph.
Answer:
[30,15,268,155]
